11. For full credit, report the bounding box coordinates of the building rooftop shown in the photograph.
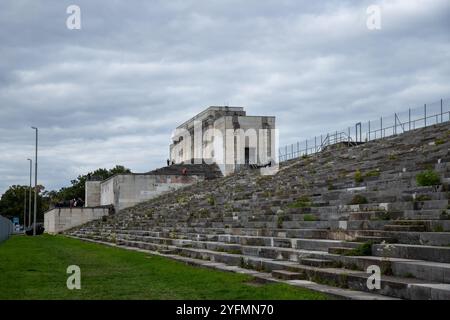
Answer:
[176,106,245,129]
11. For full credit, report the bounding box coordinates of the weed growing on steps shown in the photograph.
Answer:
[348,195,368,205]
[416,169,441,186]
[388,154,398,161]
[288,195,312,208]
[364,169,380,178]
[343,242,373,256]
[303,214,317,222]
[415,194,432,201]
[354,170,364,183]
[207,196,216,206]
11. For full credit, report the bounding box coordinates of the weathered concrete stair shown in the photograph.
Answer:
[65,121,450,300]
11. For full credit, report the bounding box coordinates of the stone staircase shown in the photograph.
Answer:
[66,121,450,300]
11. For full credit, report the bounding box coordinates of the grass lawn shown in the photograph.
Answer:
[0,235,331,300]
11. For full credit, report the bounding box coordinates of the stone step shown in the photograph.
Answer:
[328,247,356,255]
[372,243,450,263]
[384,225,426,232]
[355,236,394,244]
[299,258,334,268]
[113,237,450,300]
[393,220,427,226]
[271,270,305,280]
[74,232,450,284]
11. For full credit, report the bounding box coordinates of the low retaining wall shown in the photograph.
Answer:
[44,207,110,234]
[0,215,13,243]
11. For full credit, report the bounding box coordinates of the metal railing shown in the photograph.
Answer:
[279,98,450,162]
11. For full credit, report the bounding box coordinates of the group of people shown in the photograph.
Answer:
[54,197,85,208]
[166,159,175,166]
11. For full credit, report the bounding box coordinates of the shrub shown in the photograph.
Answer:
[388,154,398,161]
[416,170,440,186]
[416,194,432,201]
[303,214,317,221]
[288,195,312,208]
[327,184,336,190]
[198,208,210,218]
[433,225,444,232]
[354,170,364,183]
[344,242,372,256]
[207,196,215,206]
[276,215,286,228]
[365,170,380,178]
[177,195,189,204]
[435,138,445,145]
[348,195,368,205]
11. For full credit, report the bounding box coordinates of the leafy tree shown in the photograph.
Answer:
[0,185,51,224]
[0,166,131,223]
[50,165,131,204]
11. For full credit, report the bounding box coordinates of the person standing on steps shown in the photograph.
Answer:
[167,159,170,166]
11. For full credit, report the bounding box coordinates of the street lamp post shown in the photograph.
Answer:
[31,127,38,236]
[27,158,32,229]
[23,184,27,230]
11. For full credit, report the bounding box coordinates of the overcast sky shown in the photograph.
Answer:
[0,0,449,195]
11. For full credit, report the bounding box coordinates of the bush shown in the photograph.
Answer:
[303,214,317,221]
[365,170,380,178]
[348,195,368,205]
[344,242,372,256]
[207,196,215,206]
[388,154,398,161]
[354,170,363,183]
[416,194,432,201]
[288,195,312,208]
[277,215,286,228]
[416,170,440,186]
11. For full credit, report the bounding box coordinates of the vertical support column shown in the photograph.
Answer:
[380,117,383,138]
[394,113,397,135]
[314,136,317,153]
[424,104,427,127]
[408,108,411,131]
[368,120,371,141]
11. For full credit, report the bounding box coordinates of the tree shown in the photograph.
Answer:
[0,165,131,223]
[50,165,131,204]
[0,185,50,225]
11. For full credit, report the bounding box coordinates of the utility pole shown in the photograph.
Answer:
[27,158,32,228]
[31,127,38,236]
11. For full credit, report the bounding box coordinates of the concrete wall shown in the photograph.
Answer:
[0,215,13,243]
[217,115,276,176]
[85,181,101,207]
[99,174,203,211]
[100,178,115,207]
[169,110,276,176]
[44,207,109,234]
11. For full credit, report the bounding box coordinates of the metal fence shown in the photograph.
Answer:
[0,215,13,244]
[279,98,450,162]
